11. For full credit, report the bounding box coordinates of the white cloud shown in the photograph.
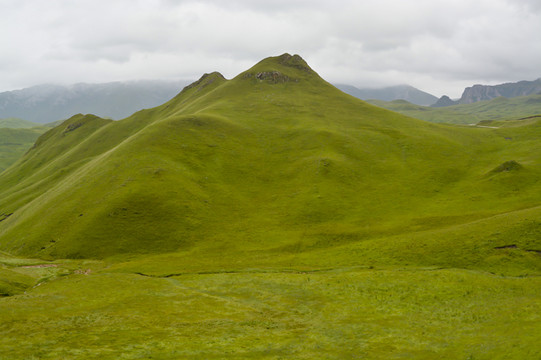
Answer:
[0,0,539,97]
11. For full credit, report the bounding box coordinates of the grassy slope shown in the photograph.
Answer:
[0,126,50,173]
[0,54,539,359]
[0,118,42,129]
[0,117,52,172]
[0,54,539,264]
[368,94,541,124]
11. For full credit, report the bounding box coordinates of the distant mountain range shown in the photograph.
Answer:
[0,80,190,123]
[1,77,540,123]
[1,81,437,123]
[432,78,541,107]
[334,84,438,106]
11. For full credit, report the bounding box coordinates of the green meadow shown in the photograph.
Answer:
[0,54,539,359]
[0,118,52,172]
[368,95,541,124]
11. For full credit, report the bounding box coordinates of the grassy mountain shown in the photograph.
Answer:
[0,117,41,128]
[2,53,539,264]
[430,94,458,107]
[0,54,539,359]
[0,118,52,173]
[0,80,189,123]
[335,83,438,106]
[0,125,50,173]
[369,93,541,124]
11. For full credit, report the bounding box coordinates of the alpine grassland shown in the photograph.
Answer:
[368,94,541,124]
[0,54,539,359]
[0,118,42,129]
[0,123,50,172]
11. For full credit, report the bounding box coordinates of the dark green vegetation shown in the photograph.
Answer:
[0,54,540,359]
[368,94,541,124]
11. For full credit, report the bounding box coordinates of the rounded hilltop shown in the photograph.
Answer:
[236,53,321,84]
[182,72,226,91]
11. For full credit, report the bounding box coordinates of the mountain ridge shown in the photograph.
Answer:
[460,78,541,104]
[335,83,438,106]
[0,80,190,123]
[433,78,541,107]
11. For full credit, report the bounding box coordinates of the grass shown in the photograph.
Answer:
[368,95,541,124]
[0,118,52,172]
[0,118,43,129]
[1,55,539,260]
[0,54,539,358]
[0,260,539,359]
[0,126,50,173]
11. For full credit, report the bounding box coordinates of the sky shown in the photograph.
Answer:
[1,0,540,98]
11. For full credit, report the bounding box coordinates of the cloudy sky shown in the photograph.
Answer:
[1,0,540,97]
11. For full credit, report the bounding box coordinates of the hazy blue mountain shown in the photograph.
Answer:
[0,80,190,123]
[334,84,438,106]
[431,95,458,107]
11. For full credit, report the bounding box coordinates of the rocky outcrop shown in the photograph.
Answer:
[458,78,541,104]
[255,71,292,83]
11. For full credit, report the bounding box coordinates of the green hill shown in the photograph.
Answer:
[0,54,539,359]
[0,118,52,173]
[1,53,539,265]
[0,118,41,128]
[368,94,541,124]
[0,126,50,173]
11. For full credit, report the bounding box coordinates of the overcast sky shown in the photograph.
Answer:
[1,0,540,97]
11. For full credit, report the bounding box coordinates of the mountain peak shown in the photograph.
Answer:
[431,95,458,107]
[183,72,226,91]
[275,53,313,72]
[257,53,314,74]
[458,78,541,104]
[236,53,319,84]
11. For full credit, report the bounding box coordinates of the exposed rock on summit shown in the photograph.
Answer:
[255,71,293,83]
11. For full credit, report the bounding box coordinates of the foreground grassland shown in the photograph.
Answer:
[0,252,540,360]
[1,203,539,359]
[0,55,540,358]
